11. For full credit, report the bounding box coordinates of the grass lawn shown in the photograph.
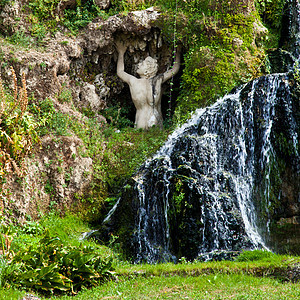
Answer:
[50,273,300,300]
[1,214,299,300]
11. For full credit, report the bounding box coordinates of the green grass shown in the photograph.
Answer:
[1,214,300,299]
[2,271,299,300]
[114,253,300,282]
[12,213,113,257]
[50,274,300,300]
[0,289,25,300]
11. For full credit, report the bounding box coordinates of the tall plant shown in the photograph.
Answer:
[0,67,38,179]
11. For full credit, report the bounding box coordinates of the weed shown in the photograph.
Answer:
[58,86,73,104]
[4,229,113,294]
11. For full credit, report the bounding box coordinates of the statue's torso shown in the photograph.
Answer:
[129,77,164,129]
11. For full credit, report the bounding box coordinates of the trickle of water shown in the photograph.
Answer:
[103,198,121,224]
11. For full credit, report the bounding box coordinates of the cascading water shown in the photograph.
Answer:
[101,0,300,262]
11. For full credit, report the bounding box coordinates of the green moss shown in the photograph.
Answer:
[154,2,268,123]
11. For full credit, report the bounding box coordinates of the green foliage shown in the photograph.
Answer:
[101,105,133,129]
[28,0,60,21]
[7,230,113,294]
[0,215,15,260]
[39,213,91,246]
[0,214,114,295]
[26,0,109,36]
[172,180,186,215]
[71,115,169,220]
[49,256,300,299]
[19,220,43,235]
[0,213,299,298]
[63,0,108,34]
[109,0,155,14]
[7,31,34,48]
[58,86,73,104]
[30,98,71,136]
[235,250,276,262]
[255,0,285,29]
[154,1,267,123]
[29,90,168,220]
[67,273,300,299]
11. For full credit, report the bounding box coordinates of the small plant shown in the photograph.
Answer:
[7,31,33,48]
[101,105,133,129]
[20,220,43,235]
[110,0,155,12]
[31,97,70,136]
[58,85,73,103]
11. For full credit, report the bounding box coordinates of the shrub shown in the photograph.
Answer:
[255,0,285,29]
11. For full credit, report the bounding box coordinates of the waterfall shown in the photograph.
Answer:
[132,88,261,262]
[121,69,298,263]
[101,0,300,262]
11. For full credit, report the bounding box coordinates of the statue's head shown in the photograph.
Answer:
[137,56,158,78]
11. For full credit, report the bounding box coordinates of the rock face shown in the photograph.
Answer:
[0,5,176,123]
[1,136,93,222]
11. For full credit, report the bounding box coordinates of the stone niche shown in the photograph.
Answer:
[70,7,179,123]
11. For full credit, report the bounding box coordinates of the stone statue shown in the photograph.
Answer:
[116,41,181,129]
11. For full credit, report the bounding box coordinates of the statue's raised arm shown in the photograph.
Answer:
[115,41,134,84]
[162,45,181,83]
